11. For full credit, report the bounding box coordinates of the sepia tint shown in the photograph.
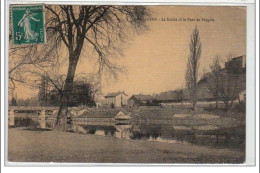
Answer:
[8,5,246,164]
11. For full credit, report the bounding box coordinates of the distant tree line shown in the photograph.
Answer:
[140,99,161,106]
[38,76,98,107]
[11,97,40,107]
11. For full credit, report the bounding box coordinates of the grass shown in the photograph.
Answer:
[8,127,245,163]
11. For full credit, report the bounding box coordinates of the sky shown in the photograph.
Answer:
[12,6,246,99]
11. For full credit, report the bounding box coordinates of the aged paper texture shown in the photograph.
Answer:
[8,5,246,164]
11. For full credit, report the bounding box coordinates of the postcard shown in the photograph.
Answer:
[8,4,247,164]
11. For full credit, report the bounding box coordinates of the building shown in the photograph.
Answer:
[104,92,128,107]
[225,55,246,71]
[76,109,131,120]
[128,94,154,106]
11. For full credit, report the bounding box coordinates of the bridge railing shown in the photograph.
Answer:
[8,106,59,111]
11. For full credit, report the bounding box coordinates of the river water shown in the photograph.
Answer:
[8,114,245,150]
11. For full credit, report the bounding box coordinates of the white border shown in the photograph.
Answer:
[5,0,256,4]
[245,3,255,166]
[2,0,258,169]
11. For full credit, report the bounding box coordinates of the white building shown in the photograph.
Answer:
[104,92,128,107]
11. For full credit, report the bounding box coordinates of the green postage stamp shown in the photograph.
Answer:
[12,5,45,45]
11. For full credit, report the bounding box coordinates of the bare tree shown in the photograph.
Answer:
[205,55,221,109]
[218,53,243,110]
[185,26,201,112]
[43,5,150,130]
[38,72,67,106]
[8,21,61,97]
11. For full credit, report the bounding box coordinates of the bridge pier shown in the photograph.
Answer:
[9,109,15,126]
[38,119,46,129]
[39,110,46,119]
[9,109,15,118]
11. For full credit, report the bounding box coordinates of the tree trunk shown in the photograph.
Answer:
[215,98,218,109]
[224,102,230,111]
[192,86,197,115]
[55,55,79,131]
[55,103,69,131]
[192,101,197,110]
[192,103,197,116]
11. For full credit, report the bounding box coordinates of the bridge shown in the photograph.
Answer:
[8,106,59,119]
[9,106,59,111]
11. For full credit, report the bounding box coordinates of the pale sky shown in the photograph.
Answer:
[13,6,246,99]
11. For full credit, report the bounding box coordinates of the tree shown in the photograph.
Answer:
[68,79,97,107]
[8,12,61,98]
[38,74,100,107]
[146,100,151,106]
[10,97,17,106]
[205,55,221,109]
[38,75,51,106]
[16,97,40,106]
[44,5,150,130]
[218,53,243,110]
[185,26,201,112]
[175,88,183,103]
[38,72,66,106]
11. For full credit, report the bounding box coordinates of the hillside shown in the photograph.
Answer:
[154,69,246,102]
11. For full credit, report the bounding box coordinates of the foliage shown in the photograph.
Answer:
[16,97,40,106]
[68,80,96,107]
[38,76,98,107]
[10,97,17,106]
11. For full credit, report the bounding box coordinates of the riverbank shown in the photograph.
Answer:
[8,127,245,163]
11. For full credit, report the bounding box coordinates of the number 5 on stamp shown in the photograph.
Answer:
[12,5,45,45]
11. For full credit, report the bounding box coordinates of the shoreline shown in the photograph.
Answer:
[8,127,245,163]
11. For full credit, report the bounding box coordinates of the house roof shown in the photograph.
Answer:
[78,109,131,118]
[105,92,128,98]
[131,94,153,101]
[114,111,131,120]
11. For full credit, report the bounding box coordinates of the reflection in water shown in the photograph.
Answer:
[148,136,181,144]
[173,126,192,130]
[115,125,132,139]
[13,117,38,128]
[8,116,245,149]
[70,124,87,134]
[69,121,245,149]
[95,130,106,136]
[193,125,219,131]
[38,119,46,129]
[9,116,15,126]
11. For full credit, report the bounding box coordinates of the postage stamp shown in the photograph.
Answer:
[12,5,45,45]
